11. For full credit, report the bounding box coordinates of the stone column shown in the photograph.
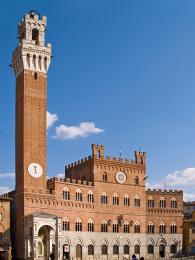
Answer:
[119,245,123,260]
[33,236,39,260]
[94,245,101,259]
[82,245,88,260]
[108,245,112,260]
[56,218,63,260]
[153,245,159,259]
[69,244,75,260]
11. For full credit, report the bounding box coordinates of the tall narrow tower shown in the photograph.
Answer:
[12,11,52,259]
[12,11,52,193]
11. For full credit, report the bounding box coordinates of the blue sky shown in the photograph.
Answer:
[1,0,195,200]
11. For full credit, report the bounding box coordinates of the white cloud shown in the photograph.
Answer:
[0,186,11,195]
[53,122,104,140]
[146,167,195,202]
[184,193,195,202]
[165,168,195,187]
[0,173,15,178]
[47,111,58,129]
[56,173,64,178]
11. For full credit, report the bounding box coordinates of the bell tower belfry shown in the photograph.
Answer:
[12,11,52,193]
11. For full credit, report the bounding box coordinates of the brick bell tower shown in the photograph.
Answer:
[12,11,52,193]
[12,11,52,259]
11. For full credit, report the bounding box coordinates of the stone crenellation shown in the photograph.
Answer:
[47,177,93,186]
[65,156,92,170]
[146,189,183,194]
[65,151,146,170]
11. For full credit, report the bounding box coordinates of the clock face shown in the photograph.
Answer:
[116,171,126,184]
[28,163,43,178]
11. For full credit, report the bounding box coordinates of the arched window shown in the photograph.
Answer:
[160,197,166,208]
[147,196,154,208]
[101,244,108,255]
[147,244,154,254]
[103,172,107,182]
[88,219,94,232]
[63,187,70,200]
[134,176,139,185]
[170,244,177,254]
[101,192,108,204]
[44,57,47,71]
[124,245,129,255]
[88,245,94,255]
[26,53,30,68]
[101,220,108,232]
[113,245,119,255]
[75,218,82,231]
[62,217,69,231]
[134,245,140,254]
[88,190,94,203]
[33,55,36,70]
[123,221,130,233]
[134,195,140,207]
[32,28,39,44]
[76,189,82,202]
[112,193,119,205]
[170,222,177,234]
[38,55,42,70]
[134,221,140,233]
[113,220,119,233]
[159,222,166,234]
[171,197,177,208]
[147,221,154,234]
[124,194,130,206]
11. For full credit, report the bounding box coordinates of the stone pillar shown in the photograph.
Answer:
[82,245,88,259]
[119,245,123,260]
[69,244,75,260]
[153,245,159,259]
[108,245,112,260]
[33,236,39,260]
[56,218,63,260]
[140,245,146,258]
[165,244,169,258]
[94,245,101,259]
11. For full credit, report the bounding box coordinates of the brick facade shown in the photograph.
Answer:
[10,11,184,260]
[0,196,11,260]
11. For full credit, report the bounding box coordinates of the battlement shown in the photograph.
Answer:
[65,145,146,170]
[65,156,92,170]
[135,151,146,164]
[92,143,105,158]
[0,193,12,200]
[21,10,47,24]
[47,177,93,187]
[146,189,183,194]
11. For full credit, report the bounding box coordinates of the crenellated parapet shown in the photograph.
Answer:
[65,145,146,174]
[135,151,146,164]
[47,177,93,186]
[12,11,52,77]
[65,156,92,170]
[146,189,183,194]
[92,144,105,158]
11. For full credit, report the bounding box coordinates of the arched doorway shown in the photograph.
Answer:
[76,244,82,260]
[159,244,165,258]
[38,225,55,260]
[63,244,70,260]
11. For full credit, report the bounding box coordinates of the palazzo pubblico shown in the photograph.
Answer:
[4,11,184,260]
